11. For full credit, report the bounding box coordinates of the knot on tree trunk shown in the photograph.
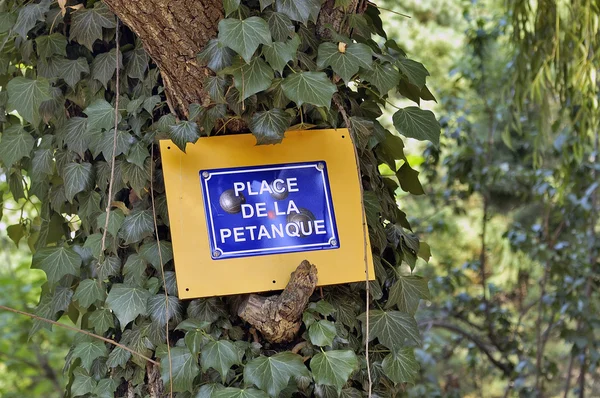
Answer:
[238,260,318,344]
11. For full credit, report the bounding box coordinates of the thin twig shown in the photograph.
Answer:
[366,2,411,18]
[419,320,513,376]
[0,305,158,365]
[150,145,173,397]
[100,18,121,260]
[333,94,372,397]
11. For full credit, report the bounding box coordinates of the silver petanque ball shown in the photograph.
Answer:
[219,189,245,214]
[287,208,315,237]
[270,181,289,200]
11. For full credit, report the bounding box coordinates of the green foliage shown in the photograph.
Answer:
[243,352,309,397]
[0,0,440,396]
[310,350,358,392]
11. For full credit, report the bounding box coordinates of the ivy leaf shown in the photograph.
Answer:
[139,240,174,269]
[397,58,429,89]
[56,57,89,88]
[249,109,291,145]
[349,116,373,149]
[214,388,269,398]
[263,35,301,73]
[0,12,16,34]
[358,309,421,348]
[198,39,236,72]
[85,99,121,132]
[244,352,309,397]
[0,125,34,168]
[72,341,107,372]
[308,320,337,347]
[317,42,373,83]
[187,298,228,323]
[125,40,149,79]
[6,77,52,125]
[118,209,154,244]
[13,0,51,39]
[396,162,425,195]
[96,255,121,281]
[221,57,274,101]
[122,159,151,197]
[281,72,337,108]
[363,190,382,227]
[61,117,90,156]
[97,129,133,160]
[36,33,67,58]
[7,224,26,247]
[147,295,182,326]
[89,309,115,335]
[224,0,241,16]
[310,350,358,393]
[73,279,105,308]
[381,348,419,384]
[96,210,125,237]
[259,0,275,10]
[159,346,199,393]
[31,148,54,181]
[267,12,294,42]
[418,241,431,262]
[30,286,73,335]
[218,17,272,63]
[91,49,121,88]
[63,162,94,202]
[106,284,151,329]
[361,62,400,94]
[275,0,320,24]
[126,141,150,168]
[71,368,97,397]
[386,275,430,315]
[70,3,116,51]
[201,340,242,382]
[92,378,119,398]
[32,246,81,284]
[169,121,200,152]
[106,346,131,368]
[392,107,440,147]
[197,384,225,398]
[123,254,148,286]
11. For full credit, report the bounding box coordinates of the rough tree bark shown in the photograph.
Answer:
[238,261,318,343]
[103,0,223,116]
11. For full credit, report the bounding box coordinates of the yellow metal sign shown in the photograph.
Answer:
[160,129,374,299]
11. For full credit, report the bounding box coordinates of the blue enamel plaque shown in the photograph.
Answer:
[200,161,340,260]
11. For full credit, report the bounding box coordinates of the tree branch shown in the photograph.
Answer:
[420,320,514,376]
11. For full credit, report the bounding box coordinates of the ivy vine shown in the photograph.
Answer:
[0,0,440,396]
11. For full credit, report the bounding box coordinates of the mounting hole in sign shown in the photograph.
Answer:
[185,288,189,291]
[272,280,276,284]
[341,135,345,138]
[167,146,171,150]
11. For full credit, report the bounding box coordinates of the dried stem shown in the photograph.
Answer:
[333,94,372,398]
[100,18,121,260]
[0,305,158,365]
[150,145,173,396]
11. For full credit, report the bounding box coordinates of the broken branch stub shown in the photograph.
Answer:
[238,260,318,344]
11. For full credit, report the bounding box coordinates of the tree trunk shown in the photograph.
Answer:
[103,0,223,116]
